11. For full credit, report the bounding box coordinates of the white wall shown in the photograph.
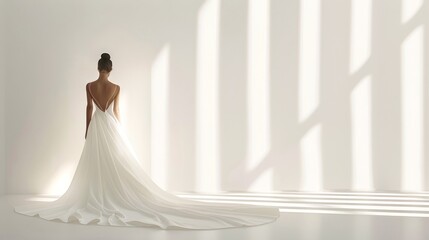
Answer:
[0,0,5,195]
[4,0,429,194]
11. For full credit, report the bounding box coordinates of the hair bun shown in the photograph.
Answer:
[101,53,111,60]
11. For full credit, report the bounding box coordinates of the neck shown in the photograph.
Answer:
[98,71,109,81]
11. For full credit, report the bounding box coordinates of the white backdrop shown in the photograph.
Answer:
[0,0,5,195]
[3,0,429,195]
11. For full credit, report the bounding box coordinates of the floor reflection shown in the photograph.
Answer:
[175,191,429,217]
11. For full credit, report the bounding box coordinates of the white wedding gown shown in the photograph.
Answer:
[14,99,280,230]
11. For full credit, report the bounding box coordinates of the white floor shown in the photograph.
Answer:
[1,192,429,240]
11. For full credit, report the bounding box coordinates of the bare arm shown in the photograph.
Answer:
[113,85,121,123]
[85,83,93,139]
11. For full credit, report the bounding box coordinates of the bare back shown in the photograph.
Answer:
[87,81,119,112]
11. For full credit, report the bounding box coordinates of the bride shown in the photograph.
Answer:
[14,53,280,230]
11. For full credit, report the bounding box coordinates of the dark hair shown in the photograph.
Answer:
[98,53,112,72]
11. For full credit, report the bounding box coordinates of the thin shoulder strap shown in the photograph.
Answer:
[106,85,118,108]
[88,82,102,111]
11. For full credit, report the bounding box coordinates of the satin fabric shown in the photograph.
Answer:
[14,102,280,229]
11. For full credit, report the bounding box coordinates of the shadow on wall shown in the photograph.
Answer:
[153,0,429,193]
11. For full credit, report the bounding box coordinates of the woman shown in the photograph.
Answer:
[85,53,120,138]
[14,53,280,230]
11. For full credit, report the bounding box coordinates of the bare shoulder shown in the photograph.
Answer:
[113,83,120,91]
[86,81,96,88]
[85,82,91,91]
[107,81,119,89]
